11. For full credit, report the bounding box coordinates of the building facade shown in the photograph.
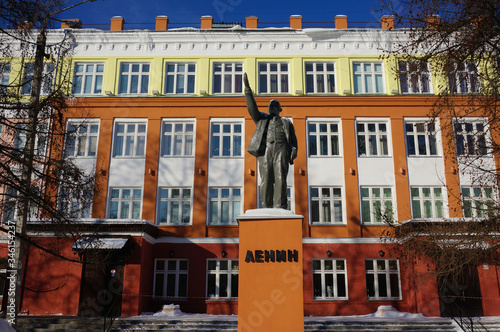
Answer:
[1,14,499,318]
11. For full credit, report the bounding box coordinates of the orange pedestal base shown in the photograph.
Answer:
[237,209,304,332]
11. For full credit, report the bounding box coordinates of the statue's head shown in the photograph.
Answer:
[268,99,282,116]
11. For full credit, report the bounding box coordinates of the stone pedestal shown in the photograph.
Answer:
[237,209,304,332]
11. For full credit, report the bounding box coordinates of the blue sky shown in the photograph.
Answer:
[58,0,384,29]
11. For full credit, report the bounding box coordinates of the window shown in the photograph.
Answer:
[356,121,389,156]
[213,62,243,94]
[308,121,340,156]
[360,187,394,224]
[365,259,401,300]
[207,259,238,299]
[64,121,99,158]
[353,62,384,94]
[312,259,348,300]
[462,187,496,218]
[161,121,195,157]
[58,187,93,219]
[112,122,147,157]
[448,62,479,94]
[118,63,150,94]
[310,187,343,224]
[0,63,10,93]
[165,62,196,94]
[21,63,54,95]
[411,187,445,218]
[399,61,431,94]
[258,62,289,94]
[210,122,242,157]
[208,187,241,225]
[455,121,488,156]
[108,188,142,219]
[305,62,335,94]
[14,123,48,156]
[154,259,188,299]
[405,121,438,156]
[157,188,192,225]
[72,63,104,95]
[2,187,38,224]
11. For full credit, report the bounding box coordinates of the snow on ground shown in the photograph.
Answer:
[127,305,451,322]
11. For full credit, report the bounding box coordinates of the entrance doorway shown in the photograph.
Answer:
[438,265,483,317]
[78,263,124,317]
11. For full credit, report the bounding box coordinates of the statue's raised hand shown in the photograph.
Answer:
[244,72,250,90]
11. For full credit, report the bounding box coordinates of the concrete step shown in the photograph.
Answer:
[16,316,461,332]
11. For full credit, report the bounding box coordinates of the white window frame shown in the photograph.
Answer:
[206,259,239,299]
[309,186,344,224]
[411,186,446,219]
[405,120,439,156]
[360,187,394,224]
[353,61,385,94]
[356,120,390,157]
[72,62,104,95]
[449,61,480,94]
[210,121,243,158]
[399,61,432,94]
[258,62,290,94]
[305,62,336,94]
[58,186,93,219]
[118,62,150,95]
[107,187,142,219]
[365,259,401,300]
[2,187,38,224]
[160,120,195,157]
[21,62,54,95]
[112,121,147,158]
[454,119,489,156]
[0,63,10,93]
[462,186,496,218]
[14,122,48,156]
[312,259,348,300]
[153,259,189,299]
[307,121,341,157]
[164,62,196,94]
[208,187,242,225]
[212,62,243,94]
[64,120,99,158]
[157,187,193,225]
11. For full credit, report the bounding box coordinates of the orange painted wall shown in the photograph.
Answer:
[19,238,82,315]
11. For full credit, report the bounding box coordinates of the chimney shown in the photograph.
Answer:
[201,15,213,29]
[110,16,124,31]
[335,15,348,29]
[427,15,440,28]
[289,15,302,29]
[381,15,394,29]
[246,16,258,29]
[156,16,168,31]
[61,19,82,29]
[18,21,33,30]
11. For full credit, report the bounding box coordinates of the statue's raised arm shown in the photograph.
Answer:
[244,73,261,124]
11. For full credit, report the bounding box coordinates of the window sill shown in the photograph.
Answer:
[312,298,349,301]
[310,223,346,226]
[367,297,402,301]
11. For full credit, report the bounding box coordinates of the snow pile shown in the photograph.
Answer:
[371,306,426,319]
[152,305,184,317]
